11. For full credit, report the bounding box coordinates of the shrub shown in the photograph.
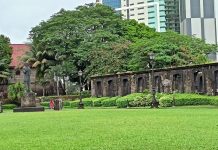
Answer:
[2,104,16,109]
[210,97,218,106]
[81,91,91,98]
[159,95,174,107]
[173,94,210,106]
[129,95,148,107]
[93,99,102,107]
[39,95,79,102]
[116,97,128,108]
[70,100,79,108]
[102,97,119,107]
[143,89,150,95]
[63,101,71,106]
[70,98,93,108]
[72,91,91,98]
[40,102,50,107]
[7,82,25,104]
[83,99,93,107]
[116,93,144,108]
[145,94,153,106]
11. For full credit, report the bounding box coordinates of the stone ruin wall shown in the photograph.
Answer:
[91,63,218,97]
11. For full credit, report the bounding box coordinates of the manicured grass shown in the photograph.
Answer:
[1,107,218,150]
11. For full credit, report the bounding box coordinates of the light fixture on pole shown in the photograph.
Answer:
[148,52,159,108]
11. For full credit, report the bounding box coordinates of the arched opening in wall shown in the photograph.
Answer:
[137,77,144,93]
[198,76,203,93]
[172,74,182,92]
[154,76,161,93]
[214,71,218,94]
[96,81,103,97]
[107,80,114,97]
[194,71,204,93]
[122,79,130,96]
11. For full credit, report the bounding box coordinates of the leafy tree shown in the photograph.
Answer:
[128,31,216,71]
[0,35,12,81]
[29,4,216,89]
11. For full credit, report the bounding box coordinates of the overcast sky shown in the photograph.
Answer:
[0,0,95,44]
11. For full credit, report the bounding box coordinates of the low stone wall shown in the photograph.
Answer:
[91,63,218,97]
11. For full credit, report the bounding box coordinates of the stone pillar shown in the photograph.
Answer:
[183,70,193,93]
[130,74,136,93]
[91,79,96,97]
[102,79,107,97]
[205,68,213,95]
[117,73,122,96]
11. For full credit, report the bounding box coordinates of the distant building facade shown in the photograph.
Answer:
[180,0,218,60]
[0,44,56,96]
[97,0,167,32]
[165,0,180,32]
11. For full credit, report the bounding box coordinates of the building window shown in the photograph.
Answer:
[138,18,145,20]
[191,0,201,18]
[203,0,214,18]
[138,13,144,15]
[102,0,121,9]
[138,2,144,4]
[138,7,144,10]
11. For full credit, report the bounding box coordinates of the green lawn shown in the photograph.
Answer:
[1,107,218,150]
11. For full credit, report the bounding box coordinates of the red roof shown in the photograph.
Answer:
[10,44,31,68]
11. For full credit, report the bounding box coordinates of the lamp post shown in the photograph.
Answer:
[149,52,159,108]
[78,70,84,109]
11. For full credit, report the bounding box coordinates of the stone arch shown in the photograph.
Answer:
[107,80,115,97]
[137,77,145,93]
[194,71,204,93]
[154,76,162,93]
[122,78,131,96]
[96,81,103,97]
[172,73,183,92]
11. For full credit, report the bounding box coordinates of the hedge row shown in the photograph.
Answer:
[40,93,218,109]
[39,95,79,102]
[159,93,218,107]
[68,93,151,108]
[2,104,17,109]
[39,91,91,102]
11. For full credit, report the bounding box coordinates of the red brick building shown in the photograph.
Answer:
[8,44,53,96]
[9,44,36,83]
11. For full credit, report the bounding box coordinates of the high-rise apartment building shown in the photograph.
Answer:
[96,0,121,9]
[147,0,166,32]
[97,0,166,32]
[180,0,218,60]
[165,0,180,32]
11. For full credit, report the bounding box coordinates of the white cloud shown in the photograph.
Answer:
[0,0,95,43]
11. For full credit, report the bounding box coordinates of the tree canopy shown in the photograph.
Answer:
[0,35,12,81]
[29,4,216,83]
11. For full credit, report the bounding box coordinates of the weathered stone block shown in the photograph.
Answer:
[21,92,36,107]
